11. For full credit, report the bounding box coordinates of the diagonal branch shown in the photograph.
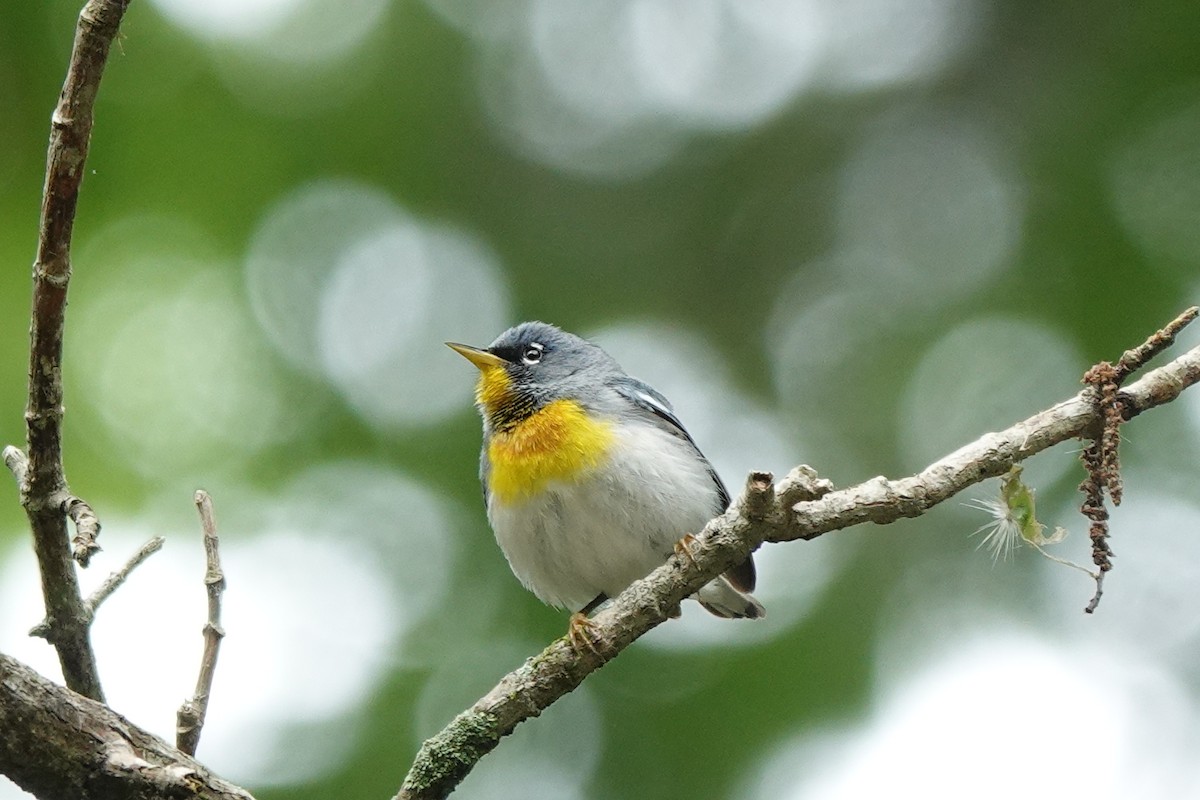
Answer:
[83,537,166,620]
[764,333,1200,546]
[11,0,132,702]
[28,536,165,640]
[395,323,1200,800]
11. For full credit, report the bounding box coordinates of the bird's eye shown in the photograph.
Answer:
[521,343,544,365]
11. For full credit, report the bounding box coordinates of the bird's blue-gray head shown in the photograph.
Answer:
[447,321,621,430]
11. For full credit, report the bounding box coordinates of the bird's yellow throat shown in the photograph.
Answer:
[476,366,613,505]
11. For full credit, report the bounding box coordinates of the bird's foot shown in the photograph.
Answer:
[567,612,601,655]
[673,532,701,569]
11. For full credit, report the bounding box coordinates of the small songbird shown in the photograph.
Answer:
[448,322,764,643]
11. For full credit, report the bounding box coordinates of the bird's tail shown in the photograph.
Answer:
[697,574,766,619]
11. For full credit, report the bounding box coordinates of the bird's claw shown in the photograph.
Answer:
[673,532,700,569]
[567,612,601,655]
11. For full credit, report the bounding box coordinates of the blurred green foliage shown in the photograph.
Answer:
[2,1,1200,798]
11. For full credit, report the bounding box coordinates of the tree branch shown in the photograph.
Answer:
[0,652,254,800]
[10,0,132,703]
[27,536,165,640]
[395,321,1200,800]
[176,490,228,757]
[83,537,166,620]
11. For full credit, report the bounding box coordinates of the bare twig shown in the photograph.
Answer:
[176,490,227,757]
[0,653,254,800]
[396,324,1200,800]
[28,537,164,640]
[1084,572,1106,614]
[1113,306,1198,382]
[11,0,132,703]
[83,537,166,619]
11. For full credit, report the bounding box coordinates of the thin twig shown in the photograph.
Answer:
[14,0,132,703]
[83,536,166,619]
[1113,305,1198,382]
[177,490,227,757]
[28,535,165,639]
[1084,572,1106,614]
[396,322,1200,800]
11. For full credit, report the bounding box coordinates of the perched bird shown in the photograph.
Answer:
[448,322,764,644]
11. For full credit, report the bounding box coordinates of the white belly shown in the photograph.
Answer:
[487,419,722,611]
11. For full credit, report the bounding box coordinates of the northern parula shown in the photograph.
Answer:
[448,321,765,633]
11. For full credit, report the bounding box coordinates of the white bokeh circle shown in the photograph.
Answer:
[245,179,404,374]
[316,221,510,428]
[750,632,1200,800]
[898,317,1081,472]
[835,114,1023,304]
[70,239,306,478]
[148,0,390,64]
[443,0,980,179]
[245,179,511,427]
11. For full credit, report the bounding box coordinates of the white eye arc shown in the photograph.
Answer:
[521,343,544,365]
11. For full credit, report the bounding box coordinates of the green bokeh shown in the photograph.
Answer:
[2,1,1200,799]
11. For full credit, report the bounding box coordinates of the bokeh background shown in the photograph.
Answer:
[3,1,1200,798]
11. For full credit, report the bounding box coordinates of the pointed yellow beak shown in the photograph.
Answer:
[446,342,506,371]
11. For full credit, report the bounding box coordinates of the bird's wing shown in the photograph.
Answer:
[610,376,756,592]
